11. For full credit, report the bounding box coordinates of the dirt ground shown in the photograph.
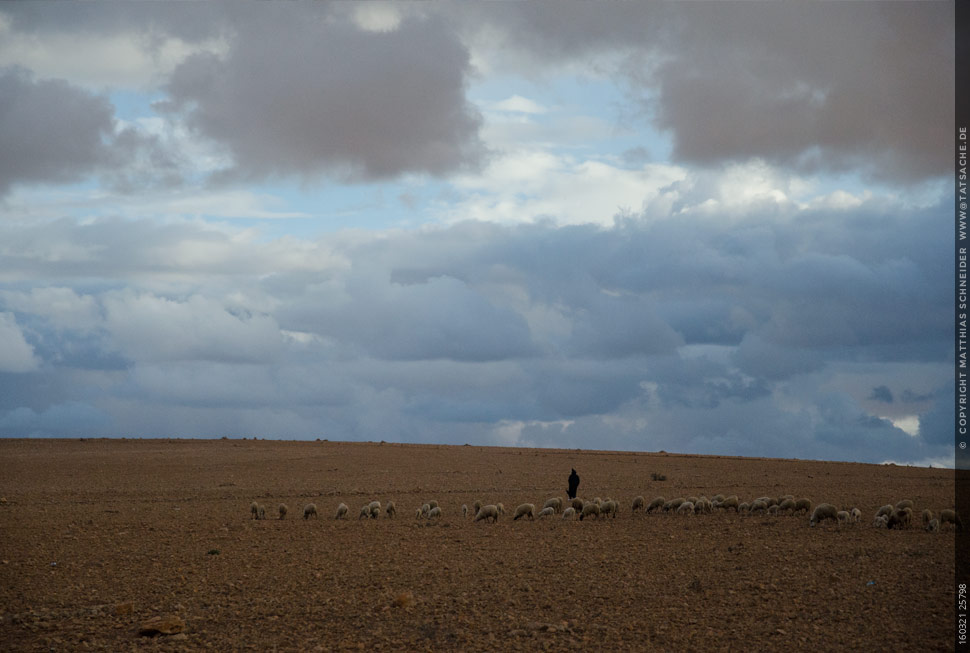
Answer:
[0,438,959,651]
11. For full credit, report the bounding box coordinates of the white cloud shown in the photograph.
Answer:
[0,312,39,372]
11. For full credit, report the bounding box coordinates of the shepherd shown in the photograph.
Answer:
[567,468,580,500]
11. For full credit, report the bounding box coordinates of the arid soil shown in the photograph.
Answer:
[0,438,959,651]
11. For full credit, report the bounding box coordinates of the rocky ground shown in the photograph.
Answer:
[0,438,960,651]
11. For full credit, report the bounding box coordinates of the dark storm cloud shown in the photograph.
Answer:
[159,11,484,183]
[869,385,894,404]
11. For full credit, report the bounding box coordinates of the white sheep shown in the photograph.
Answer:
[836,510,851,524]
[368,500,381,519]
[777,499,796,513]
[561,507,576,520]
[420,503,431,518]
[580,502,601,520]
[428,500,439,510]
[792,498,812,514]
[303,503,318,520]
[695,498,713,514]
[749,499,768,515]
[941,509,964,531]
[664,498,686,512]
[475,504,500,523]
[570,497,584,512]
[427,506,442,520]
[384,501,396,518]
[631,496,645,513]
[887,507,912,530]
[473,500,482,515]
[543,497,563,514]
[645,496,665,513]
[497,503,506,516]
[676,501,695,515]
[894,499,914,511]
[875,504,894,519]
[809,503,838,527]
[711,494,726,504]
[716,496,740,512]
[921,509,933,526]
[538,506,555,519]
[738,502,751,514]
[257,504,266,520]
[925,518,940,532]
[278,504,288,520]
[358,505,371,520]
[513,503,536,521]
[850,507,862,523]
[335,503,348,519]
[415,508,423,519]
[872,514,889,528]
[600,500,618,518]
[767,505,779,516]
[250,501,260,520]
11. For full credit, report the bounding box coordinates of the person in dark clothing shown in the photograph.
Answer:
[567,468,580,500]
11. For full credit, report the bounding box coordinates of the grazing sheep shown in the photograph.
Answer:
[303,503,318,519]
[415,508,423,519]
[646,496,665,513]
[809,503,839,527]
[543,497,563,514]
[497,503,505,516]
[716,495,740,512]
[738,502,751,514]
[695,498,713,514]
[850,508,862,523]
[420,503,431,518]
[250,501,260,520]
[663,498,686,512]
[600,500,618,518]
[358,505,371,520]
[368,501,381,518]
[926,518,940,532]
[631,496,645,513]
[777,499,796,513]
[257,504,266,520]
[792,498,812,514]
[561,507,577,520]
[887,507,912,530]
[767,505,779,516]
[571,497,584,512]
[712,494,726,504]
[278,504,288,520]
[895,499,914,511]
[473,500,482,515]
[676,501,695,515]
[383,501,395,518]
[778,494,794,503]
[749,499,768,515]
[461,504,468,519]
[475,505,500,523]
[940,509,963,531]
[837,510,851,524]
[513,503,536,521]
[335,503,348,520]
[685,496,699,505]
[921,509,934,526]
[427,506,442,520]
[580,502,601,520]
[875,505,894,520]
[538,506,555,519]
[872,514,889,528]
[428,500,439,510]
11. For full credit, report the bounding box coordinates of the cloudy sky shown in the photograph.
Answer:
[0,2,957,466]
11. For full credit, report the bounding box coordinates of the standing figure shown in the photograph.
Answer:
[567,468,580,500]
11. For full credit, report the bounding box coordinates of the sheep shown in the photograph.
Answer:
[420,503,431,518]
[257,504,266,520]
[631,496,645,513]
[716,495,740,512]
[385,501,396,519]
[850,507,862,523]
[543,497,563,514]
[303,503,318,519]
[570,497,584,512]
[921,509,934,526]
[427,506,442,520]
[792,498,812,514]
[749,499,768,515]
[561,507,577,520]
[600,500,618,518]
[685,496,699,505]
[513,503,536,521]
[358,505,371,520]
[335,503,349,520]
[278,504,288,520]
[875,504,894,520]
[461,504,468,519]
[809,503,839,527]
[580,502,601,520]
[415,508,423,519]
[428,500,439,510]
[873,514,889,528]
[837,510,851,525]
[475,504,500,523]
[767,505,779,516]
[695,498,713,514]
[538,506,555,519]
[940,509,963,531]
[887,507,912,530]
[645,496,665,513]
[777,499,796,513]
[250,501,260,520]
[925,518,940,532]
[663,498,686,512]
[895,499,914,511]
[738,502,751,514]
[497,503,506,516]
[778,494,794,503]
[712,494,726,504]
[472,500,482,515]
[368,500,381,519]
[676,501,695,515]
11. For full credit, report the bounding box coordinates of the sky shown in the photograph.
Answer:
[0,2,959,466]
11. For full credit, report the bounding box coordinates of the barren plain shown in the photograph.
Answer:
[0,438,959,651]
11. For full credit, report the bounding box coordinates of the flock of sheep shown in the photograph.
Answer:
[249,494,962,532]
